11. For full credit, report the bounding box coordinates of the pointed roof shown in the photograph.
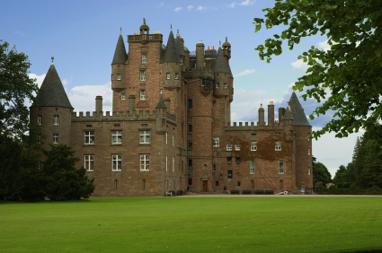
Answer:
[112,34,127,65]
[288,92,310,126]
[32,64,72,108]
[156,96,167,109]
[163,31,179,63]
[214,48,232,75]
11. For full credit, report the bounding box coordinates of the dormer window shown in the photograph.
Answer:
[53,115,59,126]
[116,74,122,81]
[139,70,146,81]
[166,72,171,80]
[139,90,146,101]
[174,73,179,80]
[141,54,148,64]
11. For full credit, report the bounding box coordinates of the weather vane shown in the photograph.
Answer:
[51,56,54,64]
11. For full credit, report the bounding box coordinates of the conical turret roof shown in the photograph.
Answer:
[32,64,72,108]
[214,48,232,75]
[112,34,127,64]
[163,31,179,63]
[288,92,310,126]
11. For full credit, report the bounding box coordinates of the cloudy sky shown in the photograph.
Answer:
[1,0,360,176]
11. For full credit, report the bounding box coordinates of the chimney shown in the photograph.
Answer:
[196,42,205,69]
[268,101,274,126]
[95,96,103,114]
[128,95,136,112]
[258,104,265,126]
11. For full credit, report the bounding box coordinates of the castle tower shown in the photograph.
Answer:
[111,33,128,112]
[288,92,313,192]
[30,63,73,149]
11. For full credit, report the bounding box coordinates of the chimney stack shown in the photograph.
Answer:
[196,42,205,69]
[268,101,274,126]
[279,107,286,123]
[258,104,265,126]
[95,96,103,114]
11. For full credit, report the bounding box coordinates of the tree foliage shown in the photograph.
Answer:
[43,145,94,201]
[254,1,382,138]
[312,157,331,192]
[0,41,37,140]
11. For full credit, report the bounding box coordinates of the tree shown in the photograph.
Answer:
[254,1,382,138]
[312,157,331,192]
[333,165,352,189]
[0,40,37,140]
[43,145,94,200]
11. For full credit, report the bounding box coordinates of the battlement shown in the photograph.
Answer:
[128,33,163,43]
[225,121,283,131]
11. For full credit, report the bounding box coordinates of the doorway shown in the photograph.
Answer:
[202,180,208,192]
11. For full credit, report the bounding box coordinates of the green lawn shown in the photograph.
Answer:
[1,196,382,253]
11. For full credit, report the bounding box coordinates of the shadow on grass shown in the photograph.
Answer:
[342,250,382,253]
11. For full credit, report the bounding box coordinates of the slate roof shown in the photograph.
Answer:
[32,64,72,108]
[112,34,127,65]
[163,31,179,63]
[214,48,232,75]
[288,92,310,126]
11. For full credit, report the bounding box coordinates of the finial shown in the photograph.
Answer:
[51,56,54,64]
[119,27,122,34]
[143,18,146,25]
[219,40,221,46]
[225,36,228,42]
[170,24,173,30]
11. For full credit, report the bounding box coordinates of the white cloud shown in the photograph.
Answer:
[187,5,194,11]
[240,0,254,6]
[291,59,308,70]
[318,40,331,52]
[174,6,183,12]
[234,68,256,78]
[68,82,112,112]
[196,5,206,11]
[231,88,269,122]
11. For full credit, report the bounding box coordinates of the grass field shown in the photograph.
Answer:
[1,196,382,253]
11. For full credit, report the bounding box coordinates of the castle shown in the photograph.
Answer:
[31,19,313,195]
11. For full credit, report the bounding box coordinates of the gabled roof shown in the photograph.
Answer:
[288,92,310,126]
[163,31,179,63]
[214,48,232,75]
[112,34,127,65]
[32,64,72,108]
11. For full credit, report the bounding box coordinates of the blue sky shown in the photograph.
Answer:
[1,0,360,175]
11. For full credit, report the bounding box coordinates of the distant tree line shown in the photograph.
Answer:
[313,124,382,194]
[0,40,94,201]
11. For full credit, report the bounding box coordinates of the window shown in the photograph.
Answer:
[139,130,151,144]
[139,70,146,81]
[112,130,122,145]
[278,160,285,174]
[226,144,233,151]
[37,115,42,126]
[165,132,168,144]
[120,95,126,101]
[53,114,59,126]
[166,72,171,80]
[174,73,179,80]
[140,154,150,171]
[188,125,192,132]
[172,135,175,146]
[275,141,282,151]
[236,156,241,165]
[249,160,255,174]
[112,154,122,171]
[216,82,220,89]
[234,144,241,151]
[227,169,233,179]
[250,141,257,151]
[165,156,168,172]
[139,90,146,101]
[213,137,220,148]
[53,133,59,144]
[223,83,228,89]
[187,99,193,109]
[84,130,95,145]
[141,54,148,64]
[116,74,122,81]
[308,168,311,175]
[84,154,94,171]
[172,157,175,172]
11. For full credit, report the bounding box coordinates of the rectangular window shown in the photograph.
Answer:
[249,160,255,174]
[234,144,241,151]
[116,74,122,81]
[165,155,168,172]
[275,141,282,151]
[37,115,42,126]
[172,157,175,172]
[227,169,233,179]
[188,125,192,132]
[139,90,146,101]
[226,144,233,151]
[223,83,228,89]
[141,54,148,64]
[84,154,94,171]
[174,72,179,80]
[213,137,220,148]
[250,141,257,151]
[140,154,150,171]
[139,70,146,81]
[187,99,193,109]
[279,160,285,174]
[84,130,95,145]
[216,82,220,89]
[166,72,171,80]
[165,132,168,144]
[172,135,175,146]
[53,114,59,126]
[139,130,151,144]
[112,154,122,171]
[112,130,122,145]
[53,133,59,144]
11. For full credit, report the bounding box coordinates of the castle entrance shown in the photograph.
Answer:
[202,180,208,192]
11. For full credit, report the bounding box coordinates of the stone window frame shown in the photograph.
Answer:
[111,130,122,145]
[250,141,257,152]
[139,90,146,101]
[165,155,168,172]
[226,144,233,151]
[139,70,146,82]
[249,160,256,174]
[112,154,122,171]
[234,144,241,151]
[141,54,148,65]
[278,160,285,174]
[116,73,122,81]
[227,169,233,179]
[172,135,175,147]
[53,114,59,126]
[275,141,282,151]
[172,157,175,172]
[84,130,95,145]
[139,129,151,144]
[139,154,150,171]
[213,137,220,148]
[53,133,59,144]
[84,154,94,171]
[174,72,179,80]
[166,72,171,80]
